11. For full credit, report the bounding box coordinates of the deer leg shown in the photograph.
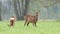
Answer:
[27,22,29,26]
[33,22,34,26]
[24,20,27,26]
[10,20,14,27]
[35,22,36,27]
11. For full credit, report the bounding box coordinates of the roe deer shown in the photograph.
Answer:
[24,11,39,27]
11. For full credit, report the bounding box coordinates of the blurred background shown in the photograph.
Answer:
[0,0,60,21]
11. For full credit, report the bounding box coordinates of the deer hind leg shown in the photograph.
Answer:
[24,20,27,26]
[10,20,14,26]
[27,22,29,26]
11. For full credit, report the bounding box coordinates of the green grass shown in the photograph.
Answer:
[0,21,60,34]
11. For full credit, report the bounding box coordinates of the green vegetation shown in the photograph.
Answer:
[0,21,60,34]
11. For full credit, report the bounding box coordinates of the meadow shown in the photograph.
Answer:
[0,20,60,34]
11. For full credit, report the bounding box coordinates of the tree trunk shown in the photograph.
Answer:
[0,2,2,21]
[17,0,24,20]
[17,0,21,16]
[13,0,20,20]
[24,0,30,16]
[21,0,24,20]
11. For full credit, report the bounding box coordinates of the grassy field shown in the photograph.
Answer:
[0,20,60,34]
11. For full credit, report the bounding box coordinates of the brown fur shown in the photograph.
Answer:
[24,12,39,27]
[9,16,16,26]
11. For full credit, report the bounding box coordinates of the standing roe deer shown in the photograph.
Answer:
[24,11,40,27]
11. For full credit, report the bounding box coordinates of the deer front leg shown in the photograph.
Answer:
[34,22,36,27]
[32,22,36,27]
[33,22,35,26]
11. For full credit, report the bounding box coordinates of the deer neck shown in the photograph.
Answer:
[35,13,38,19]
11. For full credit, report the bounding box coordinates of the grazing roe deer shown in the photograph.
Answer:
[24,11,39,27]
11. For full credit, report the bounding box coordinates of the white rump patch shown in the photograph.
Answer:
[10,18,14,20]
